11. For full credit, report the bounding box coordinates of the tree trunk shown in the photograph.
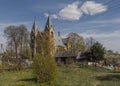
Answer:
[20,37,23,55]
[15,43,18,58]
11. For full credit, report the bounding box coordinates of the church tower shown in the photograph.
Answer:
[44,16,55,55]
[44,16,55,39]
[30,20,37,58]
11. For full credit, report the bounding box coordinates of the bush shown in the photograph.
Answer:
[33,53,58,83]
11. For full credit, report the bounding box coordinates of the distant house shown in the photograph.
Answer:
[106,50,113,54]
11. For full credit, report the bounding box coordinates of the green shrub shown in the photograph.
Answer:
[33,53,58,83]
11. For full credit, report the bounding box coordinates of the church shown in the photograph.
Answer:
[30,16,72,58]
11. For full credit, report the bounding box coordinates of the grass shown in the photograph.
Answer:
[0,64,120,86]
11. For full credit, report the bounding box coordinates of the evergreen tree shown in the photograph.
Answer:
[90,41,105,61]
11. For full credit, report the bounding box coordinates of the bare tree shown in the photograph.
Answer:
[67,32,85,51]
[4,25,29,58]
[85,37,95,51]
[18,25,29,55]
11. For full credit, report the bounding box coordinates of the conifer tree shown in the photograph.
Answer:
[90,41,105,61]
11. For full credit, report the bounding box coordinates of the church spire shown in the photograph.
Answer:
[44,15,53,31]
[30,18,37,59]
[32,18,37,33]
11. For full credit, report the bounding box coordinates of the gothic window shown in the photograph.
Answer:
[51,31,54,38]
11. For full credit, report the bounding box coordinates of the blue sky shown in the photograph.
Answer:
[0,0,120,52]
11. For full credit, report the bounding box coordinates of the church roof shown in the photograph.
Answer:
[55,32,65,47]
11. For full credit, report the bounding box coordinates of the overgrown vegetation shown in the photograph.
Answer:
[105,53,120,66]
[33,53,57,83]
[2,25,30,71]
[33,31,58,83]
[2,22,119,86]
[0,65,120,86]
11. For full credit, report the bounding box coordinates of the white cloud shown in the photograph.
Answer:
[81,1,107,15]
[44,13,58,19]
[81,30,120,38]
[58,1,82,20]
[47,1,107,21]
[80,30,120,52]
[0,22,31,29]
[85,18,120,24]
[44,13,49,17]
[103,40,120,53]
[51,14,58,19]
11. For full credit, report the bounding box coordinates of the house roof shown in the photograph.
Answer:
[55,32,65,47]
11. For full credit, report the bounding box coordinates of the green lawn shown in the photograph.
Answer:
[0,64,120,86]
